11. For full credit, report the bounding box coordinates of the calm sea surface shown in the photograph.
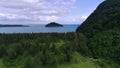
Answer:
[0,24,79,33]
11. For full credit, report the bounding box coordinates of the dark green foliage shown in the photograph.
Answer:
[89,29,120,65]
[24,56,34,68]
[0,33,89,68]
[0,44,6,57]
[75,33,91,56]
[76,0,120,38]
[76,0,120,67]
[6,47,18,59]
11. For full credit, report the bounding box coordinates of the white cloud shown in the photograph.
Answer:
[39,15,58,22]
[63,15,88,22]
[23,0,40,3]
[81,16,88,20]
[0,0,77,22]
[0,12,29,20]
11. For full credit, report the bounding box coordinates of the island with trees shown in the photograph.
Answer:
[0,24,28,27]
[45,22,63,27]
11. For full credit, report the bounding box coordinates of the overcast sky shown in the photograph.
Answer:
[0,0,104,24]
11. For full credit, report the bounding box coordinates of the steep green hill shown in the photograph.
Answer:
[76,0,120,67]
[76,0,120,38]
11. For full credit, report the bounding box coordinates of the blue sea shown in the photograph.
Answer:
[0,24,79,33]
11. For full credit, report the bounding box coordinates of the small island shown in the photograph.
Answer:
[45,22,63,27]
[0,24,28,27]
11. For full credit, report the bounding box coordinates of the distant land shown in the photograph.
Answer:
[45,22,63,27]
[0,24,28,27]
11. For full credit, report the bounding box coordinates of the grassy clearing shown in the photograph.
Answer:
[0,59,5,68]
[58,52,100,68]
[58,59,99,68]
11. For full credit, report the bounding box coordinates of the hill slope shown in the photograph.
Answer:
[76,0,120,67]
[76,0,120,38]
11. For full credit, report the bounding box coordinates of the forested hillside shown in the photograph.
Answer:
[76,0,120,68]
[77,0,120,38]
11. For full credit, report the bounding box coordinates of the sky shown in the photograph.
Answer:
[0,0,104,24]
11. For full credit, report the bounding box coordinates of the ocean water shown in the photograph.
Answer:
[0,24,79,33]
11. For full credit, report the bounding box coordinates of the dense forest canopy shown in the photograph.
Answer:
[0,33,92,68]
[76,0,120,38]
[76,0,120,67]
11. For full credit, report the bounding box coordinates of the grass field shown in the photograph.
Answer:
[59,60,99,68]
[0,59,99,68]
[58,52,100,68]
[0,59,5,68]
